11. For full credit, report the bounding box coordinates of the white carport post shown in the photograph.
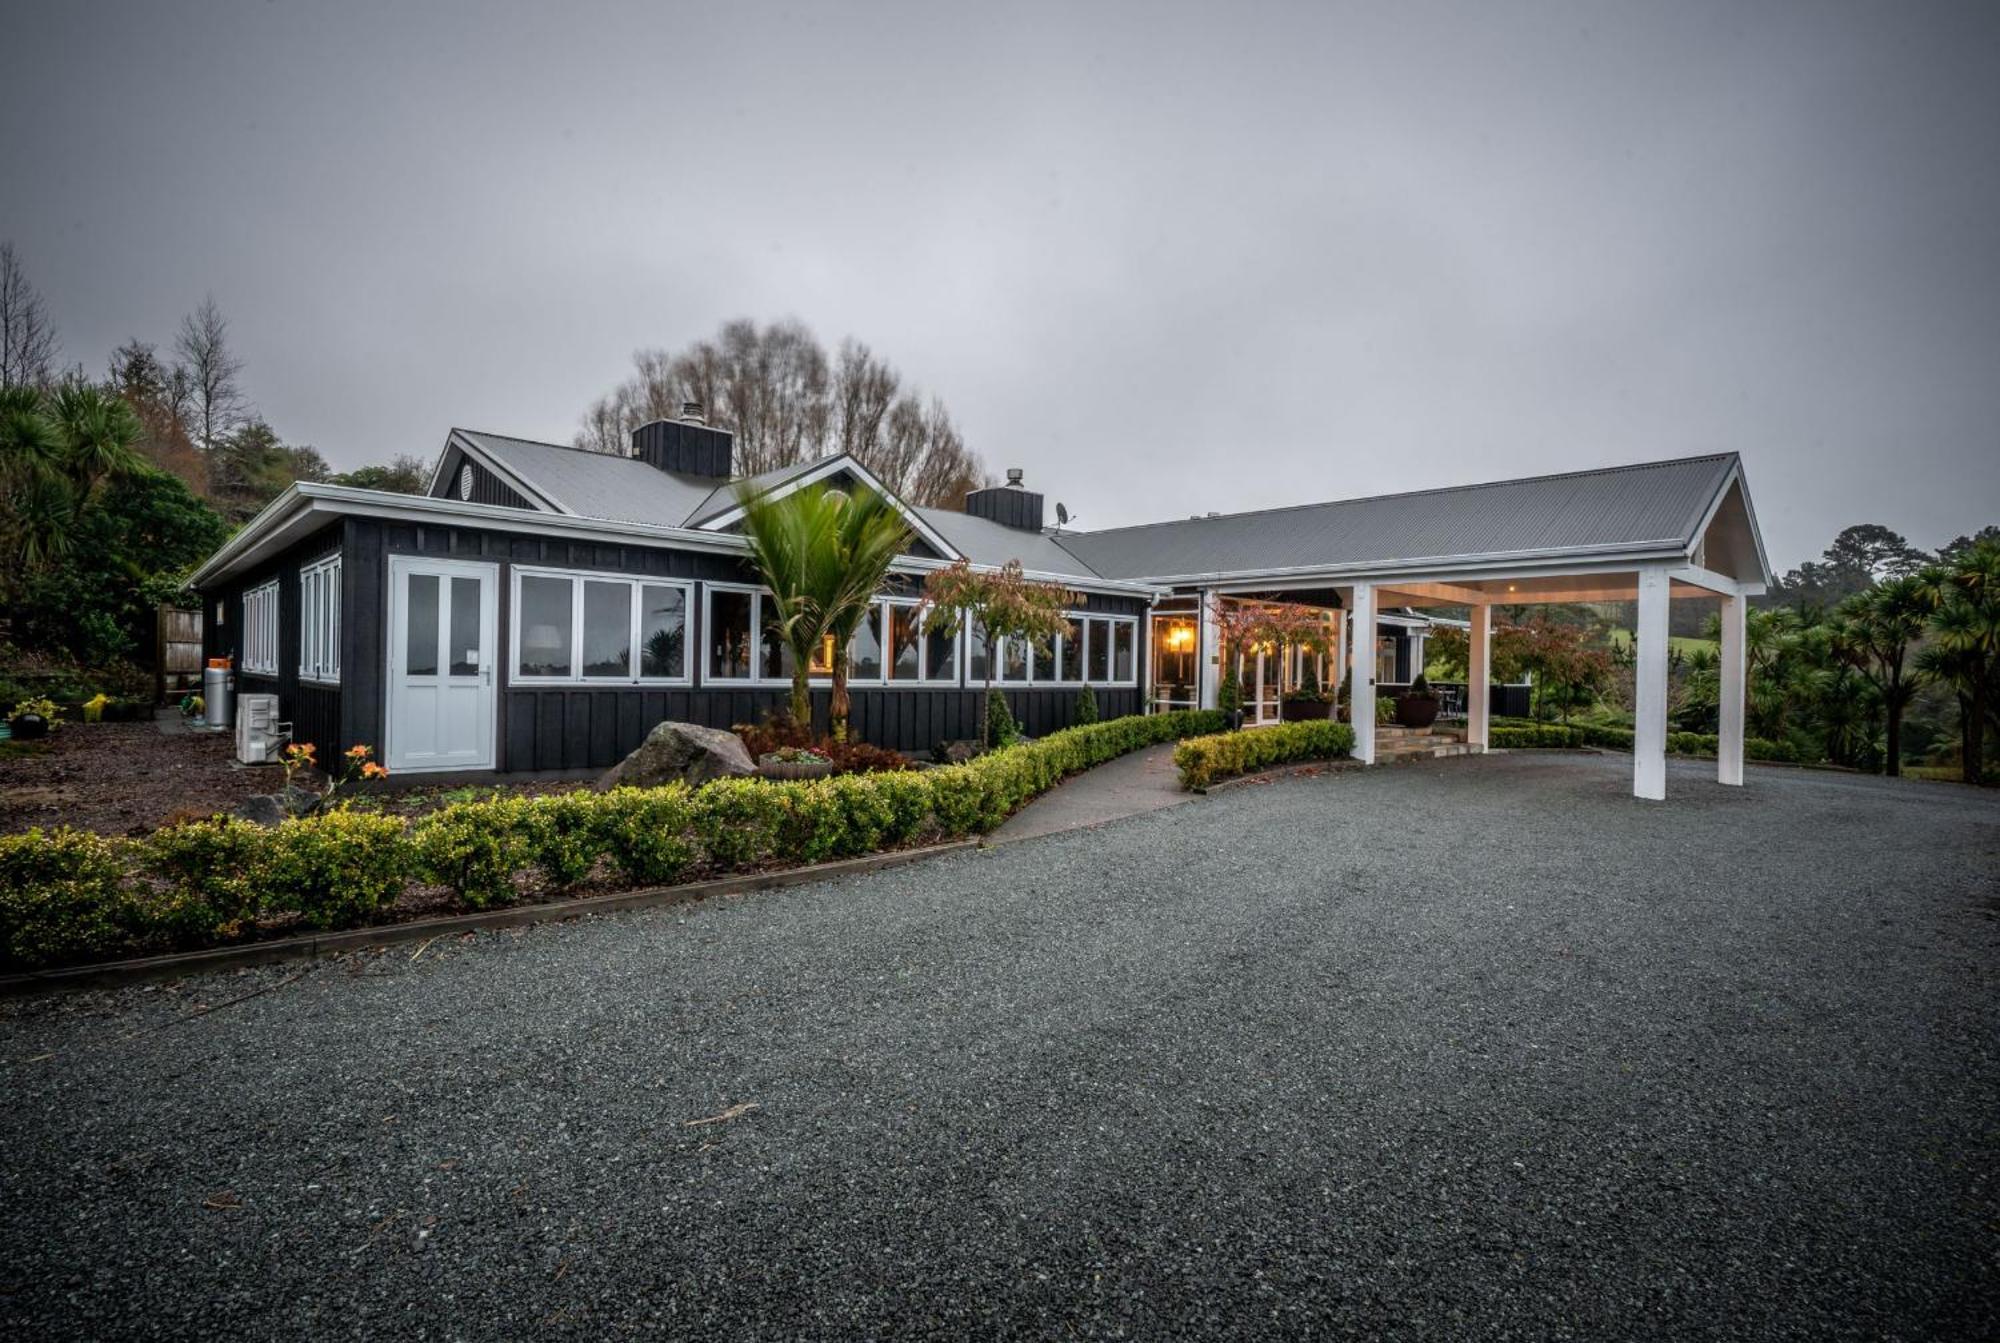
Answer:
[1717,587,1747,786]
[1633,565,1670,800]
[1350,582,1377,764]
[1196,588,1219,710]
[1467,602,1491,750]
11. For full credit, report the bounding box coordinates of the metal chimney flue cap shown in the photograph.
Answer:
[1005,467,1024,487]
[681,400,705,423]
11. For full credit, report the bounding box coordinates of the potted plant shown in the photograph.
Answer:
[1280,662,1333,722]
[1395,672,1441,729]
[6,696,60,740]
[759,745,834,780]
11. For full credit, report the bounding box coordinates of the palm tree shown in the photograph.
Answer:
[738,482,910,740]
[1831,576,1931,776]
[1,381,141,570]
[1919,543,2000,784]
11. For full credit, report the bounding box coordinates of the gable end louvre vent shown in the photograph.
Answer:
[631,416,734,480]
[965,471,1044,531]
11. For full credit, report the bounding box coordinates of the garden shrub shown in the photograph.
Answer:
[865,770,936,846]
[1173,720,1357,789]
[251,811,409,930]
[139,816,265,944]
[599,785,698,885]
[689,777,787,869]
[0,827,131,970]
[1489,723,1799,762]
[413,798,532,910]
[1075,685,1099,725]
[519,791,610,891]
[984,692,1019,749]
[772,780,856,863]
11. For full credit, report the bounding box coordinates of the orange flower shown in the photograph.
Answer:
[361,762,388,779]
[345,744,370,760]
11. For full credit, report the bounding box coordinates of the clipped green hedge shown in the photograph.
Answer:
[0,711,1227,973]
[1488,722,1799,762]
[1174,720,1357,789]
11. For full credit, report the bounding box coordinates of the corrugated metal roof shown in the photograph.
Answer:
[1057,454,1737,581]
[455,431,722,527]
[913,507,1105,579]
[683,459,828,528]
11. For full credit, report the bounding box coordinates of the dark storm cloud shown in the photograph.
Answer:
[4,0,1996,566]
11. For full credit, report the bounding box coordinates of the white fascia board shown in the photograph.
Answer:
[693,454,966,562]
[191,481,1161,598]
[1666,564,1744,596]
[1177,543,1696,594]
[192,483,751,587]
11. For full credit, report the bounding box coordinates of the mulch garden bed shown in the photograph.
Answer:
[0,721,592,837]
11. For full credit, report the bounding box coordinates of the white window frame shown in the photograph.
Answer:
[704,584,966,688]
[298,554,341,684]
[242,580,279,676]
[510,566,694,687]
[992,611,1138,688]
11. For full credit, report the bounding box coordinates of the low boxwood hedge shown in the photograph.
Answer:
[1174,720,1357,789]
[1487,722,1799,761]
[0,710,1226,973]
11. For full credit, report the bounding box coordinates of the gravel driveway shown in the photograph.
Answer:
[4,752,1996,1339]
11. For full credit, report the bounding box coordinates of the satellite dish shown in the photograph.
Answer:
[1055,502,1070,526]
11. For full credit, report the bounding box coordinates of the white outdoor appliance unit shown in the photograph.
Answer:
[235,693,291,764]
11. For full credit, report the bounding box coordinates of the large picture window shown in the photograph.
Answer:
[242,580,279,675]
[298,554,341,683]
[708,586,959,686]
[514,568,691,684]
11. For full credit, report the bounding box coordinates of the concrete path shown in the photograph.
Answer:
[989,740,1191,842]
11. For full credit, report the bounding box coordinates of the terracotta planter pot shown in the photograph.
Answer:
[1394,695,1440,729]
[1280,696,1333,723]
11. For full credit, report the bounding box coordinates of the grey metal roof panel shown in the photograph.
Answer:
[455,431,721,527]
[683,459,826,527]
[912,508,1105,580]
[1057,454,1737,581]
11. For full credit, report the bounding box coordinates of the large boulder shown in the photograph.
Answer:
[599,721,756,790]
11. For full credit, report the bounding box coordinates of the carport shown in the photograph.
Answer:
[1065,453,1773,802]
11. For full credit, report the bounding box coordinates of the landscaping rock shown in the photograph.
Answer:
[599,721,755,790]
[934,738,983,765]
[232,785,323,825]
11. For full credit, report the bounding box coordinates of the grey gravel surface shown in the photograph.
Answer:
[3,753,1996,1340]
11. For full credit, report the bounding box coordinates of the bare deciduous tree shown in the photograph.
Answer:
[575,318,990,507]
[0,242,60,389]
[174,295,246,454]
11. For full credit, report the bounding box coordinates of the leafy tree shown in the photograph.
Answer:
[207,419,327,521]
[331,454,428,493]
[922,559,1074,747]
[1830,576,1930,775]
[1,381,142,570]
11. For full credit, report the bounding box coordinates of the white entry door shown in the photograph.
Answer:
[387,556,497,772]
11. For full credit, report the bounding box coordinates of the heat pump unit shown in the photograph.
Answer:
[235,694,290,764]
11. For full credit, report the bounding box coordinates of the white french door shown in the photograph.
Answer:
[387,556,497,772]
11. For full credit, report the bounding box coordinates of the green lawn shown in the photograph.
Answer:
[1604,629,1718,657]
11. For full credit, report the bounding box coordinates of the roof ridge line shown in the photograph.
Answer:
[1070,452,1739,540]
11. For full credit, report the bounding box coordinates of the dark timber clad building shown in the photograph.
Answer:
[191,411,1770,798]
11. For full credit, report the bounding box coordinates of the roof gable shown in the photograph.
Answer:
[1059,453,1747,582]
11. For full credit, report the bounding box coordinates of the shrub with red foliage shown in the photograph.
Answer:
[732,713,912,775]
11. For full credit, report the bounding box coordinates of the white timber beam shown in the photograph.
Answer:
[1633,565,1671,800]
[1351,582,1377,764]
[1666,563,1743,597]
[1467,603,1491,750]
[1377,580,1494,607]
[1717,588,1747,787]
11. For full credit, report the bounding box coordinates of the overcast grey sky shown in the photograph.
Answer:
[5,0,1996,567]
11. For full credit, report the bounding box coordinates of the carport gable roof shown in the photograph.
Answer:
[1055,452,1763,584]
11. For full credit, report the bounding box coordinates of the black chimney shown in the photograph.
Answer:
[965,468,1044,531]
[631,409,733,480]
